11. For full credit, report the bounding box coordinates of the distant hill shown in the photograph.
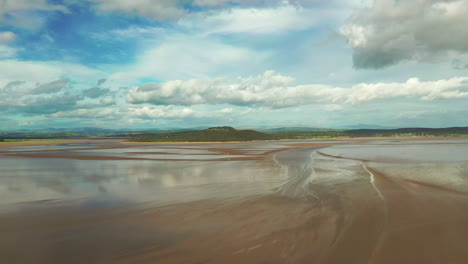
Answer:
[341,124,398,129]
[0,127,130,135]
[259,127,343,133]
[0,127,137,139]
[345,127,468,136]
[2,126,467,142]
[131,126,272,142]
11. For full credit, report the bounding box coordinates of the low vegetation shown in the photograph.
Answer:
[344,127,468,137]
[2,126,468,143]
[132,126,271,142]
[271,131,347,139]
[131,126,468,142]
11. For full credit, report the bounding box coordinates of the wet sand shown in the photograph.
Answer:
[1,139,468,263]
[0,139,89,147]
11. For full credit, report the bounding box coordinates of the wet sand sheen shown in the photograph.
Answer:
[1,139,468,263]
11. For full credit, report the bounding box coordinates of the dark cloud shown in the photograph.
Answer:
[452,59,468,70]
[33,79,69,94]
[97,78,107,86]
[83,87,110,98]
[341,0,468,69]
[19,94,82,114]
[3,80,24,89]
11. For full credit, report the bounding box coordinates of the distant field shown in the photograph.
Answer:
[0,139,86,147]
[2,139,69,142]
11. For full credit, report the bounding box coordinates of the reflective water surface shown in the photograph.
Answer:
[1,139,468,263]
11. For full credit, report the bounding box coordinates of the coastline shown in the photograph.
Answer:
[0,139,90,147]
[1,135,467,148]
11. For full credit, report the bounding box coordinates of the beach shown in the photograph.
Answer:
[1,138,468,263]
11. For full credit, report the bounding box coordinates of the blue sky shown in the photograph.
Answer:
[1,0,468,130]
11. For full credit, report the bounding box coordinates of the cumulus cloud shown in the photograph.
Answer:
[14,94,83,114]
[341,0,468,68]
[0,62,104,116]
[0,59,107,116]
[130,106,197,119]
[0,78,80,114]
[127,71,468,107]
[128,105,239,120]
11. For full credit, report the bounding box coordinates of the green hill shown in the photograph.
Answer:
[131,126,272,142]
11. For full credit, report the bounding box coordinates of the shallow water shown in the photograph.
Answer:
[1,138,468,264]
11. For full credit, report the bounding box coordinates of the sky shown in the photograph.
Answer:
[1,0,468,130]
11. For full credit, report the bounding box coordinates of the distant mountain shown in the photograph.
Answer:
[341,124,399,129]
[132,126,272,142]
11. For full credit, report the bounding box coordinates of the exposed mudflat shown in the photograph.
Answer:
[1,139,468,263]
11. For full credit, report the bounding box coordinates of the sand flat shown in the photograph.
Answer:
[1,139,468,263]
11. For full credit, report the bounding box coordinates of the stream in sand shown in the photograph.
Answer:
[0,139,468,263]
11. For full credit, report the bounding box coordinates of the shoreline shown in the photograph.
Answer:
[1,136,467,147]
[125,135,468,144]
[0,139,91,147]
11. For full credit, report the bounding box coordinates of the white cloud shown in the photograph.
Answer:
[0,31,16,44]
[0,31,19,59]
[193,0,372,8]
[110,36,269,82]
[0,0,68,29]
[193,0,260,6]
[0,0,67,16]
[127,71,468,107]
[129,105,197,119]
[180,4,334,35]
[0,60,104,84]
[100,97,116,105]
[341,0,468,68]
[88,0,184,20]
[106,26,166,40]
[128,104,242,121]
[0,60,106,115]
